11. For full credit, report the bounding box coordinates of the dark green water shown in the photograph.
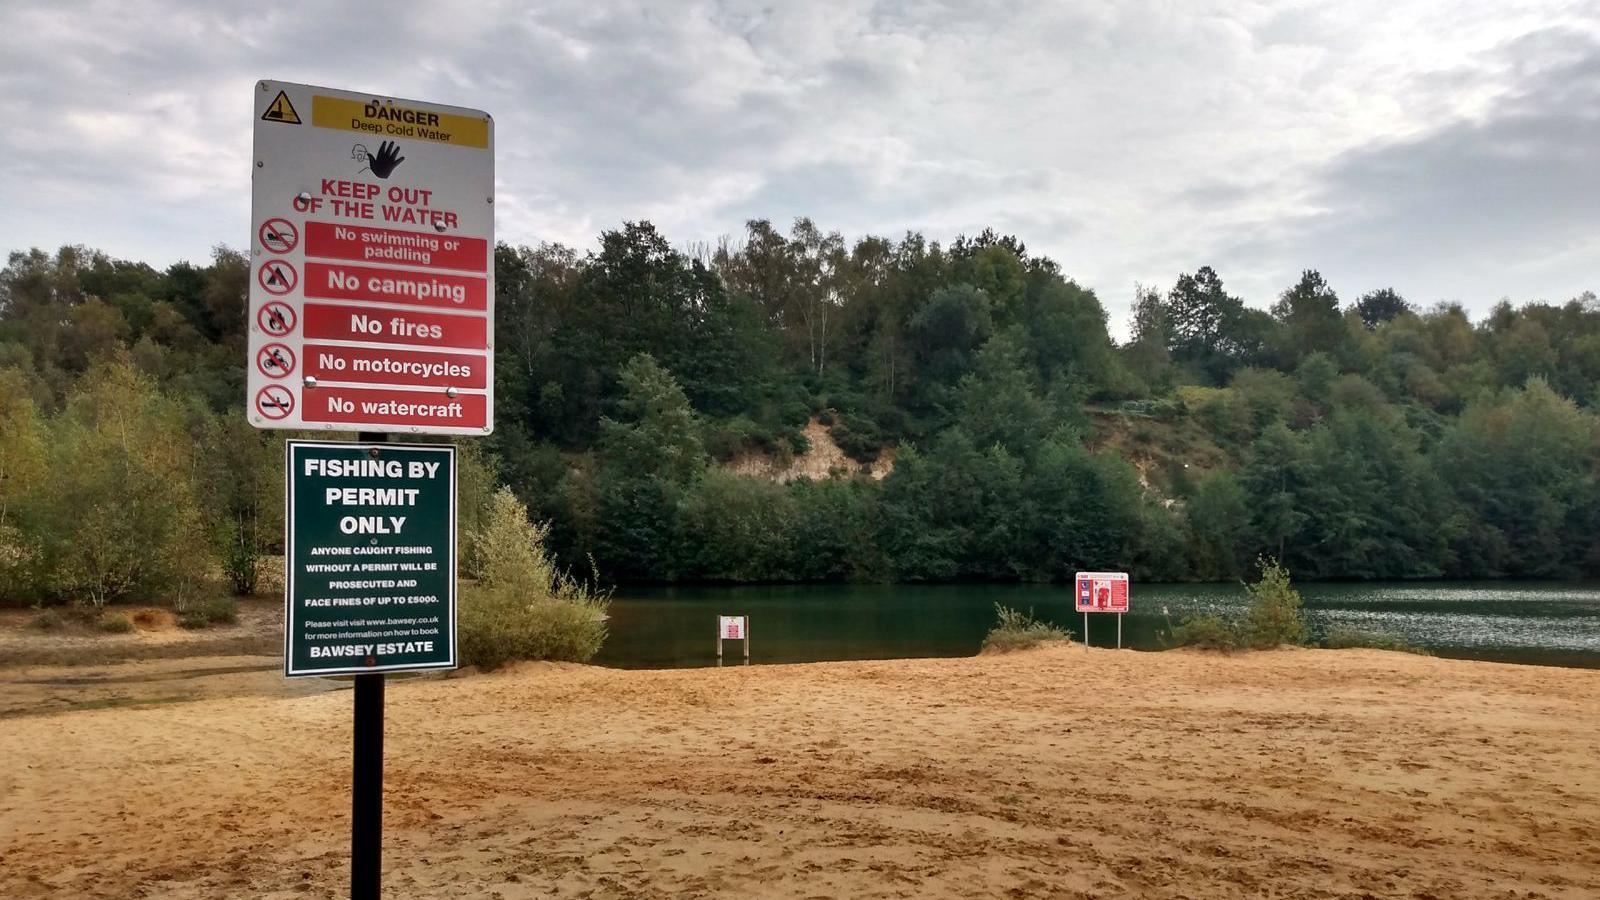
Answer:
[594,581,1600,669]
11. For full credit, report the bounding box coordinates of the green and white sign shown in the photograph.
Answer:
[285,440,456,676]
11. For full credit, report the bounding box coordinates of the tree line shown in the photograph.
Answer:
[2,223,1597,606]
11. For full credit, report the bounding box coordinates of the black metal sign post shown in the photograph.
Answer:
[351,434,385,900]
[284,433,458,898]
[351,674,383,897]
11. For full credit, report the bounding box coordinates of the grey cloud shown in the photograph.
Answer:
[0,0,1595,337]
[1193,26,1600,308]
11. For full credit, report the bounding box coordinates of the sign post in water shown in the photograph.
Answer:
[717,615,749,662]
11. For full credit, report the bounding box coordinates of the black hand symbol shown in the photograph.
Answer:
[369,141,405,178]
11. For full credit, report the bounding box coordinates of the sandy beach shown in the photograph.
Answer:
[1,645,1597,898]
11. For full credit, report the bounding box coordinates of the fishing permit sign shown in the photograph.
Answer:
[284,441,456,676]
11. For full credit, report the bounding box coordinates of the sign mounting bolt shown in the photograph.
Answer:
[445,386,458,399]
[303,376,318,389]
[296,191,311,204]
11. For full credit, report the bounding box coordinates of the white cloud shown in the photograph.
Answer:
[1,0,1596,337]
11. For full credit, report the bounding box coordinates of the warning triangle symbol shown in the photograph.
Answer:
[261,90,301,125]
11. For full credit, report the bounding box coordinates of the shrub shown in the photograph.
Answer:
[178,595,237,630]
[1165,558,1308,651]
[97,611,134,633]
[1168,614,1237,650]
[831,411,887,463]
[459,585,608,670]
[982,605,1074,653]
[1240,558,1308,648]
[1323,627,1429,655]
[30,608,66,631]
[459,487,609,670]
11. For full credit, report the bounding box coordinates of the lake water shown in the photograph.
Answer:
[595,581,1600,670]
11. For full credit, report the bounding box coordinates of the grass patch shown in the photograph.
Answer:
[29,609,68,632]
[982,605,1074,653]
[178,596,237,630]
[1167,613,1237,650]
[97,612,134,634]
[1323,627,1430,655]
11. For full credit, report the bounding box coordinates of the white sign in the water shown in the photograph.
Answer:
[717,615,749,660]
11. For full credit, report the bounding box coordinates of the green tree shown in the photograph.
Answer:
[1355,288,1411,329]
[1186,471,1252,580]
[44,361,212,608]
[1271,269,1344,362]
[1438,379,1595,576]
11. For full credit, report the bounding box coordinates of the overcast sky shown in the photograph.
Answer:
[1,0,1596,336]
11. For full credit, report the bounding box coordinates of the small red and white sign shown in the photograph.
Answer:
[248,80,494,436]
[258,218,299,254]
[303,303,487,350]
[300,385,487,429]
[304,344,487,389]
[257,302,297,336]
[304,221,487,272]
[719,616,746,640]
[1075,572,1129,613]
[257,260,298,295]
[304,261,487,311]
[254,384,295,420]
[256,343,296,378]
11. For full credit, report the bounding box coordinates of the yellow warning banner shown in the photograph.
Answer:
[311,96,489,150]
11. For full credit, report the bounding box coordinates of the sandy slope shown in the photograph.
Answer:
[1,646,1597,898]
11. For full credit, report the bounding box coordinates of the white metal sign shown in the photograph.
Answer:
[717,615,749,661]
[249,80,495,435]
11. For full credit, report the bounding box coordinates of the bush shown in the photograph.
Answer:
[459,487,609,670]
[1323,627,1428,654]
[30,608,66,631]
[1168,614,1237,650]
[831,411,887,463]
[459,585,608,670]
[1240,558,1308,648]
[981,605,1074,653]
[178,595,237,630]
[97,611,134,633]
[1165,558,1308,651]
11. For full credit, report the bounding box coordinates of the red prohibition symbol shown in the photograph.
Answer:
[257,302,297,336]
[254,385,295,420]
[258,218,299,254]
[258,260,298,295]
[257,342,296,378]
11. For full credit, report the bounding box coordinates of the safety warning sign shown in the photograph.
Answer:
[248,80,494,435]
